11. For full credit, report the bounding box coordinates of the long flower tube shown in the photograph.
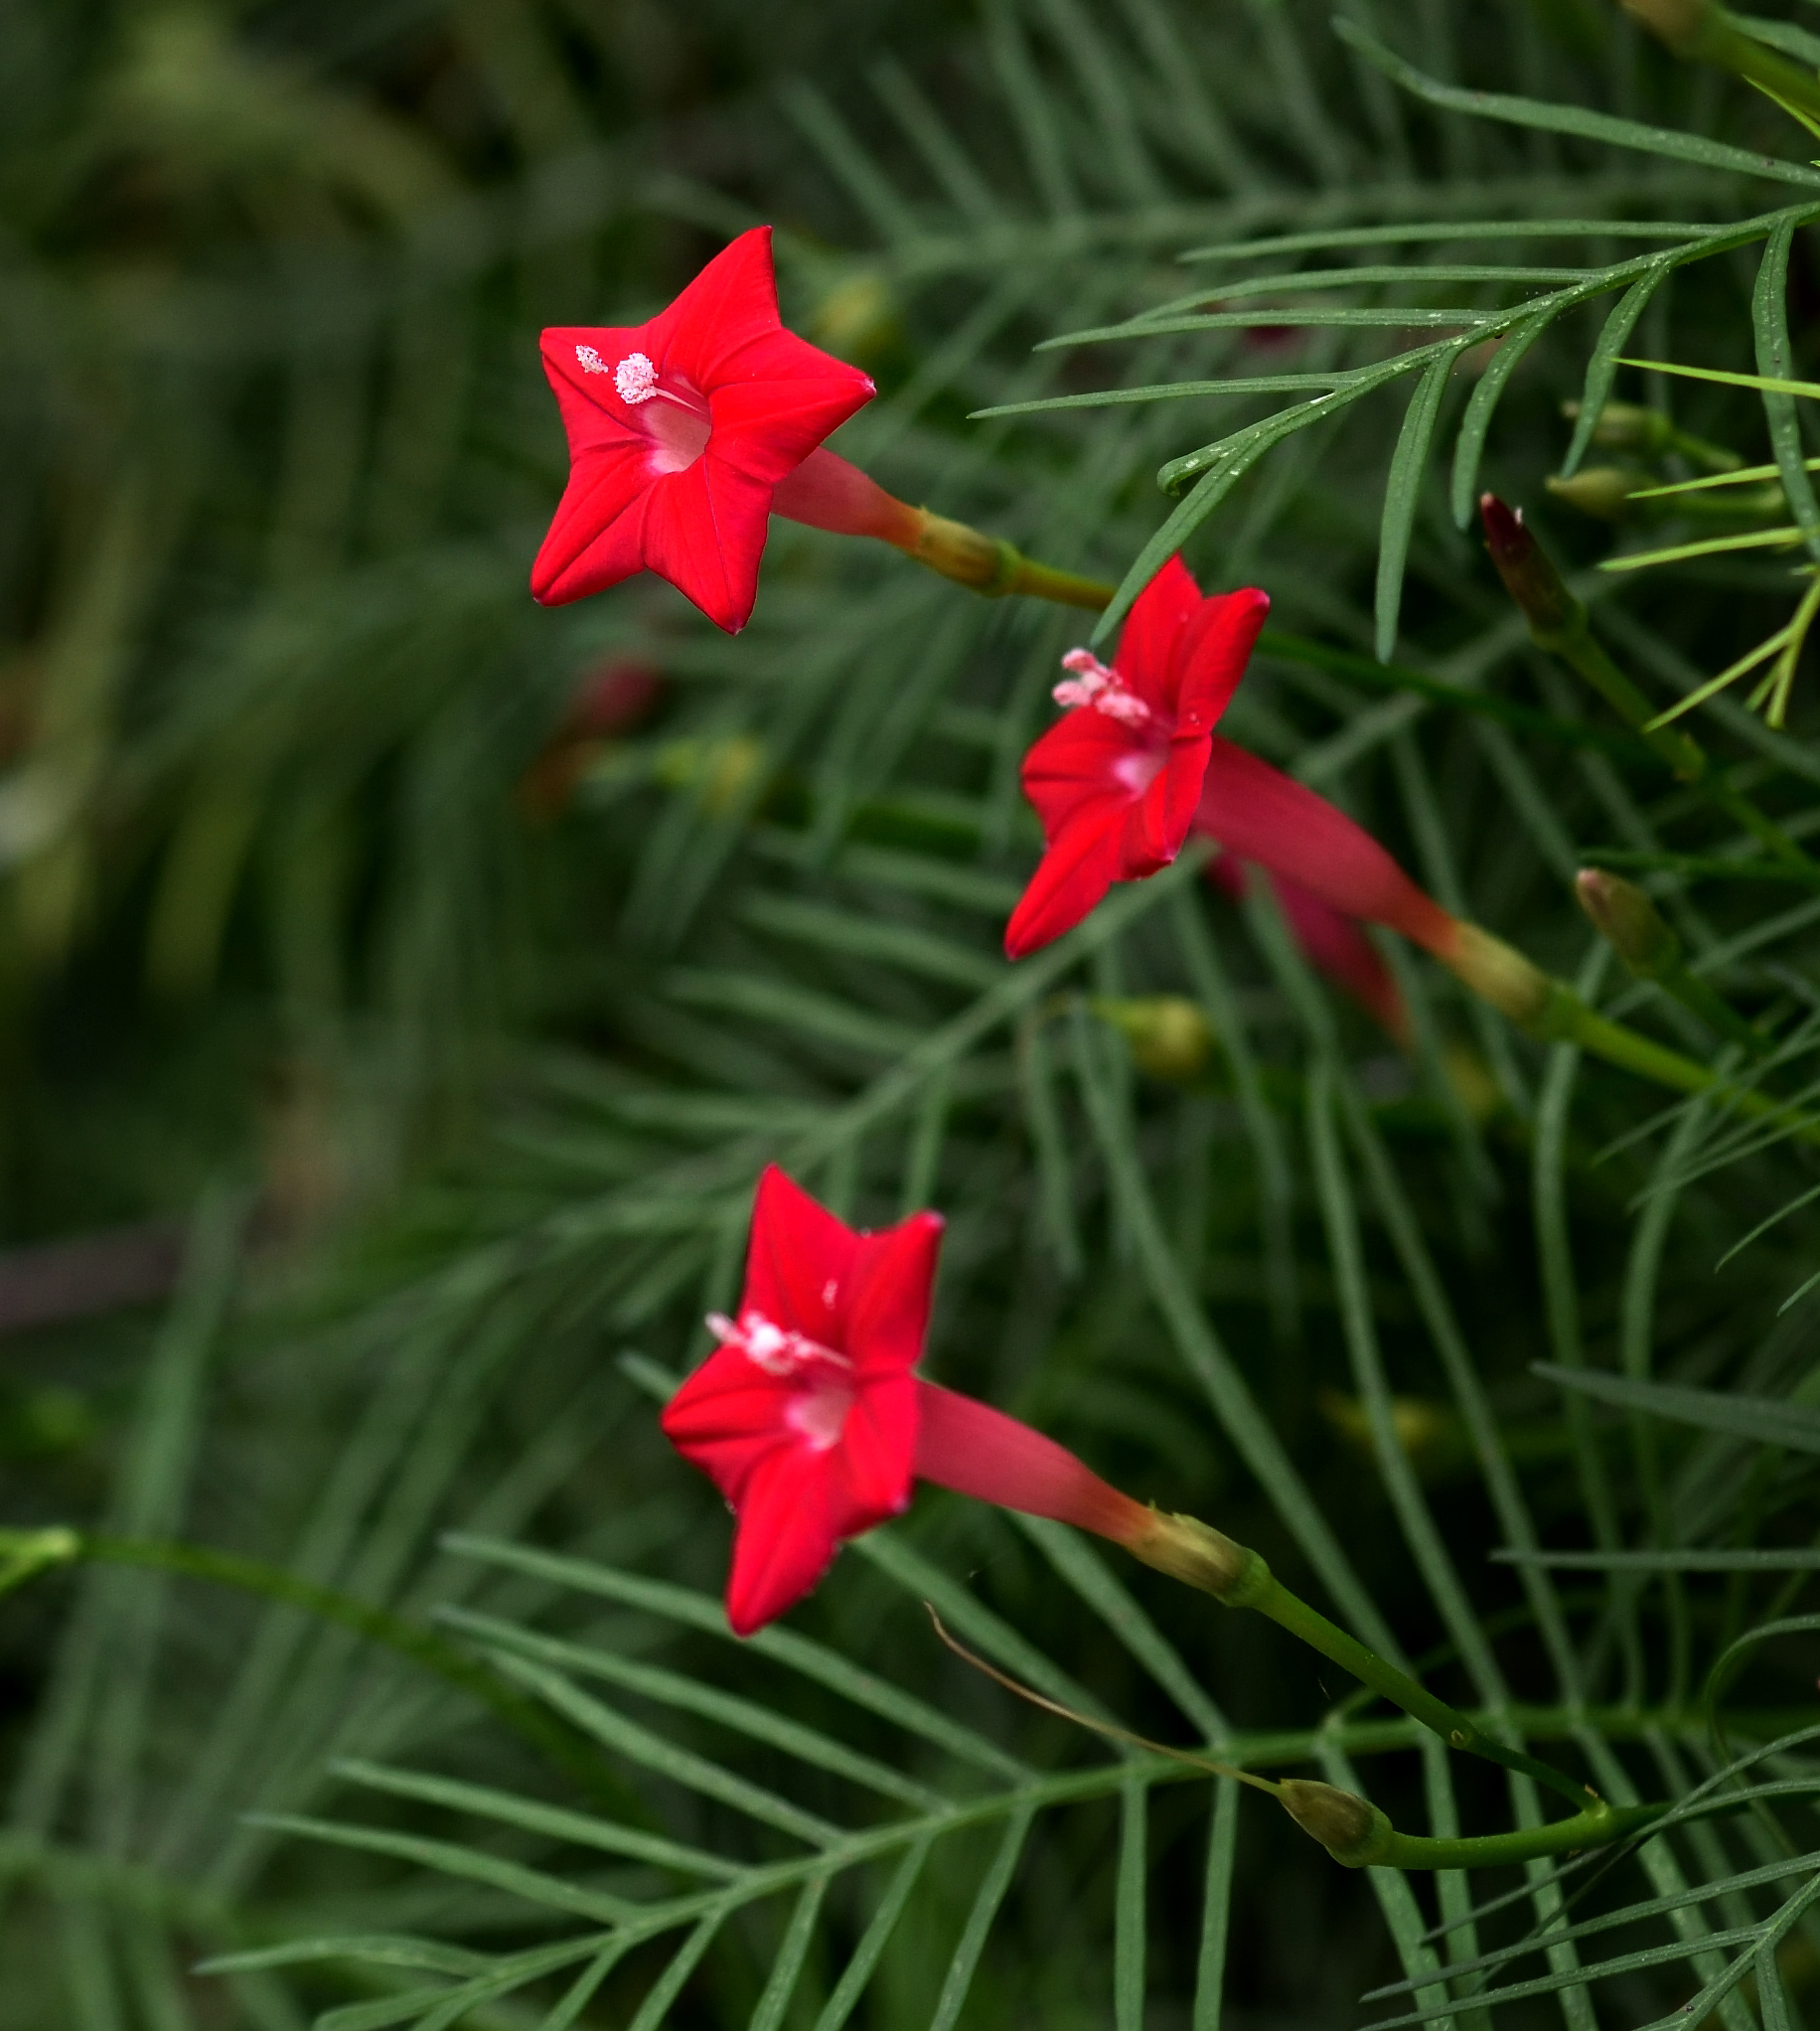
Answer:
[531,227,1107,631]
[1005,553,1811,1124]
[660,1166,1592,1815]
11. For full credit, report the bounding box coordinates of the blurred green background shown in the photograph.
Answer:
[5,3,1820,2027]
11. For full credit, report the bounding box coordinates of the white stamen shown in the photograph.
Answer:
[1097,691,1155,728]
[615,351,660,403]
[705,1307,851,1377]
[575,345,609,374]
[1053,647,1152,726]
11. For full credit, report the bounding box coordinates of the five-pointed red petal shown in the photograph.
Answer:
[660,1166,943,1636]
[531,228,876,633]
[1005,557,1270,959]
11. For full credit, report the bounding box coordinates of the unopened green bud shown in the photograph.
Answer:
[805,269,897,365]
[1546,468,1647,522]
[1092,996,1215,1082]
[1617,0,1722,56]
[1560,399,1742,475]
[656,735,768,813]
[1563,398,1670,456]
[1278,1780,1394,1867]
[1576,869,1681,980]
[0,1526,81,1601]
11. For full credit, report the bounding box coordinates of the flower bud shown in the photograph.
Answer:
[1091,996,1216,1082]
[1125,1510,1271,1606]
[1545,468,1646,522]
[1562,398,1676,457]
[0,1526,80,1600]
[1278,1780,1394,1867]
[1575,869,1681,980]
[1616,0,1715,54]
[805,270,898,365]
[656,735,768,813]
[1479,494,1580,639]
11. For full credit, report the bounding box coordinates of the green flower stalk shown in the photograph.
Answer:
[930,1604,1674,1872]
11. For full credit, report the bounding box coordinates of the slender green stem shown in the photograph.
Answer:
[1001,553,1119,610]
[1654,962,1772,1054]
[1249,1573,1593,1809]
[1347,1798,1672,1870]
[1126,1515,1593,1807]
[1543,993,1820,1145]
[938,1590,1682,1873]
[1544,611,1712,781]
[0,1528,626,1802]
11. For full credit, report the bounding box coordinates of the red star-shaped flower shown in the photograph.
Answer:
[1004,557,1270,959]
[662,1167,1159,1634]
[660,1167,943,1635]
[531,227,877,633]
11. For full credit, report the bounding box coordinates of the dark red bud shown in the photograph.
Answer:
[1479,494,1578,641]
[1478,491,1529,563]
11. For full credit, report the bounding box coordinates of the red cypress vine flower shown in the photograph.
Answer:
[531,227,877,632]
[1005,554,1470,992]
[661,1167,1160,1635]
[1003,557,1271,959]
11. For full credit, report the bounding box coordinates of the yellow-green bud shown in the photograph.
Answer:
[1091,996,1216,1082]
[1546,468,1648,522]
[1278,1780,1394,1867]
[1440,923,1557,1031]
[907,512,1022,595]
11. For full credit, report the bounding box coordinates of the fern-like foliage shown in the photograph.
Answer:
[5,4,1820,2030]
